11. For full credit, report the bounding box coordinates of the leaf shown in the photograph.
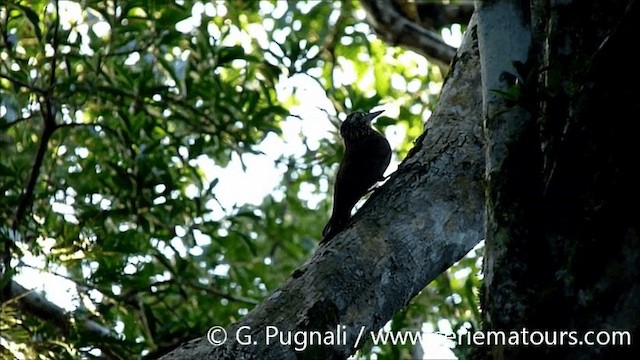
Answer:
[16,4,42,41]
[217,46,246,66]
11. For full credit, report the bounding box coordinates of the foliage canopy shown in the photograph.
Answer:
[0,1,478,358]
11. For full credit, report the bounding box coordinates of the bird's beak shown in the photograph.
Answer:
[365,110,384,122]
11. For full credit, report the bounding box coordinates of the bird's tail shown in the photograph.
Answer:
[321,213,349,243]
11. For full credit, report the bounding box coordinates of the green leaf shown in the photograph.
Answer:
[16,3,42,40]
[217,46,247,66]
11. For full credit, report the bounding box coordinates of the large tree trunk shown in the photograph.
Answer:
[478,0,640,358]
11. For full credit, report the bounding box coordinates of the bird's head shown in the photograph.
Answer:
[340,110,384,140]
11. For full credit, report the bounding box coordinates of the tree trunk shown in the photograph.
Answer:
[478,0,640,359]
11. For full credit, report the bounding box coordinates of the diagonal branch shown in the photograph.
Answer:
[159,14,483,360]
[359,0,457,68]
[0,73,47,94]
[4,280,114,338]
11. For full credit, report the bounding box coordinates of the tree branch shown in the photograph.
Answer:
[159,14,483,360]
[414,2,474,30]
[4,280,114,338]
[359,0,457,68]
[0,73,47,94]
[12,0,60,224]
[6,1,61,275]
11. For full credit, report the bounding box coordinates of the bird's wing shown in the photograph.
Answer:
[349,134,392,183]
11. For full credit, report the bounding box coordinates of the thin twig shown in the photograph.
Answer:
[0,73,47,94]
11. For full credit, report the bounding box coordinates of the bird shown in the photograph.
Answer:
[321,110,392,242]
